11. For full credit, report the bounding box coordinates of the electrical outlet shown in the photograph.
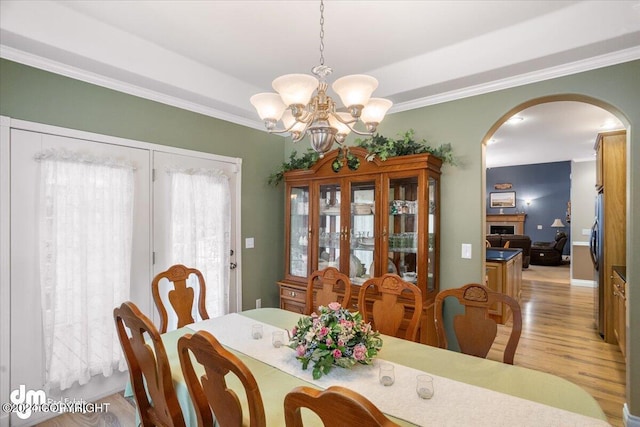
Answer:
[537,225,543,230]
[245,237,255,249]
[256,298,261,309]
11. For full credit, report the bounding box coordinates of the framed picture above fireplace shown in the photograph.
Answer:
[490,191,516,208]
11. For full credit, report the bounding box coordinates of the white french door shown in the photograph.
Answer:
[1,118,242,426]
[152,150,241,329]
[7,128,151,426]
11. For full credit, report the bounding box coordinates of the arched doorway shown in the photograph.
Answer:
[481,95,630,426]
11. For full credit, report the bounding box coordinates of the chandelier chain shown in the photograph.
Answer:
[319,0,325,66]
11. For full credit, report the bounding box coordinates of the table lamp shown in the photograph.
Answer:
[550,218,565,237]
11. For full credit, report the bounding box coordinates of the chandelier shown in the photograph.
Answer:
[250,0,392,158]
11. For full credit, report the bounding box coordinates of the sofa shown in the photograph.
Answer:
[530,232,568,266]
[485,234,531,268]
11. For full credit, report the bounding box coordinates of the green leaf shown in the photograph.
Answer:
[312,367,322,380]
[355,129,456,166]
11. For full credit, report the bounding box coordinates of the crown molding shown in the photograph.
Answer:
[390,46,640,114]
[0,45,264,131]
[3,44,639,130]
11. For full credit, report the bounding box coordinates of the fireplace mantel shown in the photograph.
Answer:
[486,213,527,235]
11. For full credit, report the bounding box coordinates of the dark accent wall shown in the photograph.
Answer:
[486,161,571,254]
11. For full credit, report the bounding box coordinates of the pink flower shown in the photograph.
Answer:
[296,345,306,357]
[332,349,342,359]
[353,344,367,361]
[326,337,333,346]
[338,339,345,346]
[291,327,298,336]
[328,302,341,311]
[318,326,329,337]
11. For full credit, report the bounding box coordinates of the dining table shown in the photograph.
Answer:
[148,307,608,426]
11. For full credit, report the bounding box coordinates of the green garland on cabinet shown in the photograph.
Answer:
[268,129,456,186]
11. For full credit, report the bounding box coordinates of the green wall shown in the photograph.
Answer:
[289,60,640,417]
[0,58,286,310]
[2,57,639,417]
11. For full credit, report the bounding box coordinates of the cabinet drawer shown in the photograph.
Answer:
[281,299,307,314]
[280,286,307,303]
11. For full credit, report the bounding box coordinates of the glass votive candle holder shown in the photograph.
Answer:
[252,324,263,339]
[379,363,395,386]
[416,374,434,399]
[272,331,284,348]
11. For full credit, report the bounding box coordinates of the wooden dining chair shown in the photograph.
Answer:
[284,385,399,427]
[177,330,266,427]
[358,274,423,341]
[305,267,353,315]
[113,301,185,427]
[434,283,523,365]
[152,264,209,333]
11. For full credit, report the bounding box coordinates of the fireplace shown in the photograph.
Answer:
[490,225,515,234]
[486,214,526,235]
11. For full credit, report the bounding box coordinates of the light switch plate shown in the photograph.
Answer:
[537,225,543,230]
[461,243,472,259]
[245,237,255,249]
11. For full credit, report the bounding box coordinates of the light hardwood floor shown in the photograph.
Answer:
[37,264,625,426]
[490,263,626,426]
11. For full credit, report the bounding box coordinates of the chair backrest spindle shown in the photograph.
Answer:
[178,330,266,427]
[434,283,522,364]
[152,264,209,333]
[284,385,399,427]
[113,301,185,427]
[358,274,423,342]
[306,267,352,315]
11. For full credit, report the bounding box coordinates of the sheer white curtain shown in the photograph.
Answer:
[37,150,134,390]
[169,168,230,318]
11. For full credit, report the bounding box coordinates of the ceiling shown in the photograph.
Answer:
[1,1,639,167]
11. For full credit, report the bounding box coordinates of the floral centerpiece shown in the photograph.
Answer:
[288,302,383,379]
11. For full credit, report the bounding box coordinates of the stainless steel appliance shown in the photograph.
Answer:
[589,191,604,337]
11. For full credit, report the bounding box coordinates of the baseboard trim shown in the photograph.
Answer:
[570,279,596,288]
[624,403,640,427]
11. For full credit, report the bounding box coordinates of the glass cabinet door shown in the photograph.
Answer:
[387,176,419,282]
[427,176,438,293]
[288,185,309,278]
[317,183,342,272]
[349,181,376,282]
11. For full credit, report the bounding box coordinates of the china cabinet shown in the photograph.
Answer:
[277,147,442,345]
